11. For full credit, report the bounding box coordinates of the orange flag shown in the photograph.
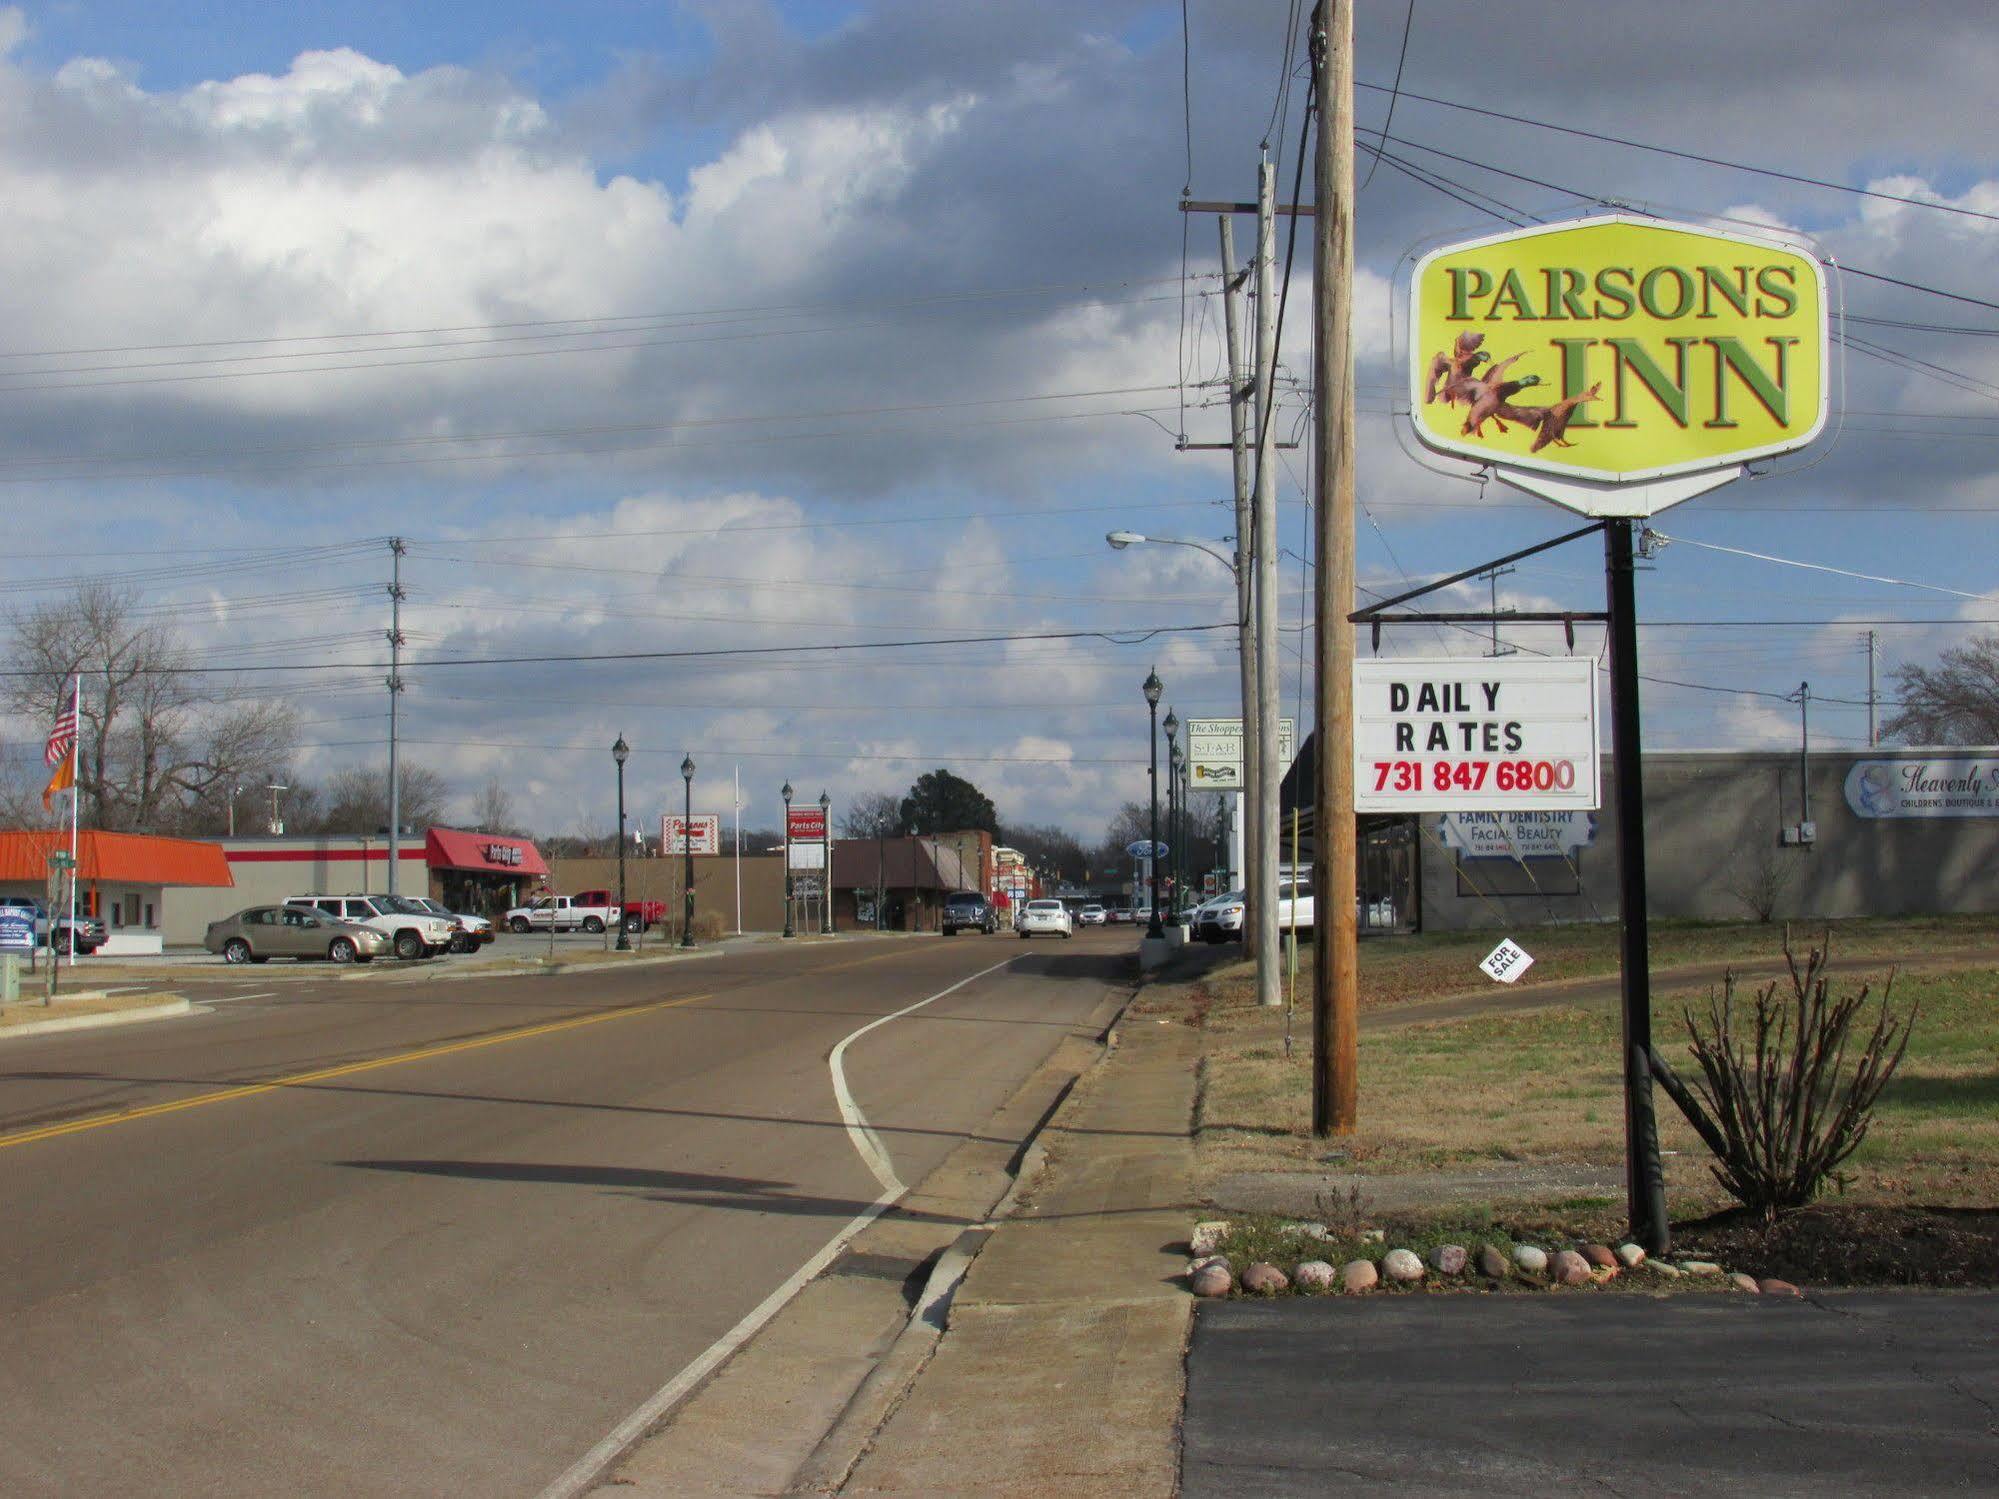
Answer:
[42,755,74,812]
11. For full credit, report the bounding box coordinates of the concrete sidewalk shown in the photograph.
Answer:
[834,997,1203,1497]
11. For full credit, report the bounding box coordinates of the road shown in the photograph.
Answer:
[0,929,1131,1497]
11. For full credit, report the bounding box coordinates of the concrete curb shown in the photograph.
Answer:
[0,995,191,1040]
[787,1226,992,1495]
[782,985,1139,1495]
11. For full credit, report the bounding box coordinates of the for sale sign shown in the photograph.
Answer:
[1354,656,1599,813]
[1409,215,1828,503]
[1480,938,1535,985]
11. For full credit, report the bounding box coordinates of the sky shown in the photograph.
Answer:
[2,1,1997,843]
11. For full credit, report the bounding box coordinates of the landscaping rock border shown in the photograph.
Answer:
[1181,1221,1806,1300]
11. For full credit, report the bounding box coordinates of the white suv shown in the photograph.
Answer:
[286,894,457,961]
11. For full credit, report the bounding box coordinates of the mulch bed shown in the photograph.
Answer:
[1673,1204,1999,1287]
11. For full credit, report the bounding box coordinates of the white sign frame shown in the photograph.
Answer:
[787,841,826,871]
[661,814,722,856]
[1354,656,1600,813]
[1185,716,1296,792]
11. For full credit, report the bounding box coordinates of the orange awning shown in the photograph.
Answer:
[0,830,234,887]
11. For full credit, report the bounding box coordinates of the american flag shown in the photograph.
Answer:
[44,689,76,768]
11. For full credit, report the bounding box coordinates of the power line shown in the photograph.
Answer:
[1356,0,1417,195]
[1353,79,1999,225]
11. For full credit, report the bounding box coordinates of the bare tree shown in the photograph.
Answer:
[1883,634,1999,744]
[305,762,450,834]
[466,775,522,834]
[837,790,901,838]
[5,584,298,833]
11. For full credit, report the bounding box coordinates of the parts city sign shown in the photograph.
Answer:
[1354,656,1600,814]
[1410,215,1828,504]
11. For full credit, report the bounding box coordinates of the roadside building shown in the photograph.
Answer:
[1280,736,1999,932]
[160,828,549,944]
[830,835,969,932]
[0,829,234,955]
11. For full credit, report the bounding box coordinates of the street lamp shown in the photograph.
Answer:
[1106,530,1238,577]
[680,754,696,947]
[819,791,833,934]
[781,781,795,939]
[1163,708,1179,921]
[613,735,632,951]
[1142,667,1164,939]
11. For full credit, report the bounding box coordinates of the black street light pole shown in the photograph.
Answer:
[1163,708,1179,920]
[1143,668,1164,938]
[819,791,833,933]
[613,735,632,952]
[680,754,696,947]
[1172,742,1186,916]
[782,782,795,939]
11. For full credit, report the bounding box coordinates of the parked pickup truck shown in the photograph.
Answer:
[0,895,108,956]
[503,892,624,934]
[572,889,666,933]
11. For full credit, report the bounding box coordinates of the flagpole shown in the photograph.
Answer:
[66,674,79,969]
[733,764,743,935]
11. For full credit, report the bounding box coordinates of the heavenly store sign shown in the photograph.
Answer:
[1354,657,1600,813]
[1409,215,1828,510]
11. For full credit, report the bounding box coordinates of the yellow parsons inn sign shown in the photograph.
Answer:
[1409,215,1828,483]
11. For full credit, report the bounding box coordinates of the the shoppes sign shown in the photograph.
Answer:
[1845,760,1999,819]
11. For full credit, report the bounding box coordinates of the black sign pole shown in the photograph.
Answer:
[1604,517,1670,1256]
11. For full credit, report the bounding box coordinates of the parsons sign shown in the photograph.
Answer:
[1411,215,1828,486]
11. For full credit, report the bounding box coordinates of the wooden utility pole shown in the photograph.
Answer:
[1311,0,1359,1134]
[1218,217,1261,925]
[1252,155,1282,1008]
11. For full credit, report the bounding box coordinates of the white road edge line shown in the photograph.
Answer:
[533,954,1018,1499]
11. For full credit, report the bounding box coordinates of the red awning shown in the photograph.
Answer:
[425,828,548,877]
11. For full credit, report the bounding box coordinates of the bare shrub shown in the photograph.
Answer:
[1722,838,1800,923]
[1669,929,1915,1219]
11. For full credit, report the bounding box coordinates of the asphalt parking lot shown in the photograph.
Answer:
[1183,1291,1999,1497]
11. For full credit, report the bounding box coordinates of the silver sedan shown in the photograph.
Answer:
[204,906,389,965]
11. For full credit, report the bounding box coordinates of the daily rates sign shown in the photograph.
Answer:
[1354,657,1600,814]
[1410,215,1828,501]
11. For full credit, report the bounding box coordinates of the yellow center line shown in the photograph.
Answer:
[0,990,713,1153]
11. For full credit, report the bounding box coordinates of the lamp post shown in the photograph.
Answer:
[1143,668,1164,939]
[782,782,795,939]
[1171,741,1186,919]
[819,791,833,933]
[679,754,696,947]
[1163,708,1179,921]
[875,811,887,930]
[613,735,632,951]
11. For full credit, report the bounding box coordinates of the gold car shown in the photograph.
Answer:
[204,905,388,965]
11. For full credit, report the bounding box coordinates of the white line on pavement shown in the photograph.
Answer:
[533,953,1018,1499]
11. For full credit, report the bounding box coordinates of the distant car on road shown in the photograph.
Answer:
[1017,899,1073,939]
[941,890,998,936]
[1077,904,1107,926]
[207,905,387,965]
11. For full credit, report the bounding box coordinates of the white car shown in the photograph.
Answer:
[413,898,495,952]
[1077,904,1107,926]
[1194,889,1246,943]
[1016,899,1074,939]
[286,894,458,961]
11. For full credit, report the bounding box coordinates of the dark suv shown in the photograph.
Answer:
[941,890,998,936]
